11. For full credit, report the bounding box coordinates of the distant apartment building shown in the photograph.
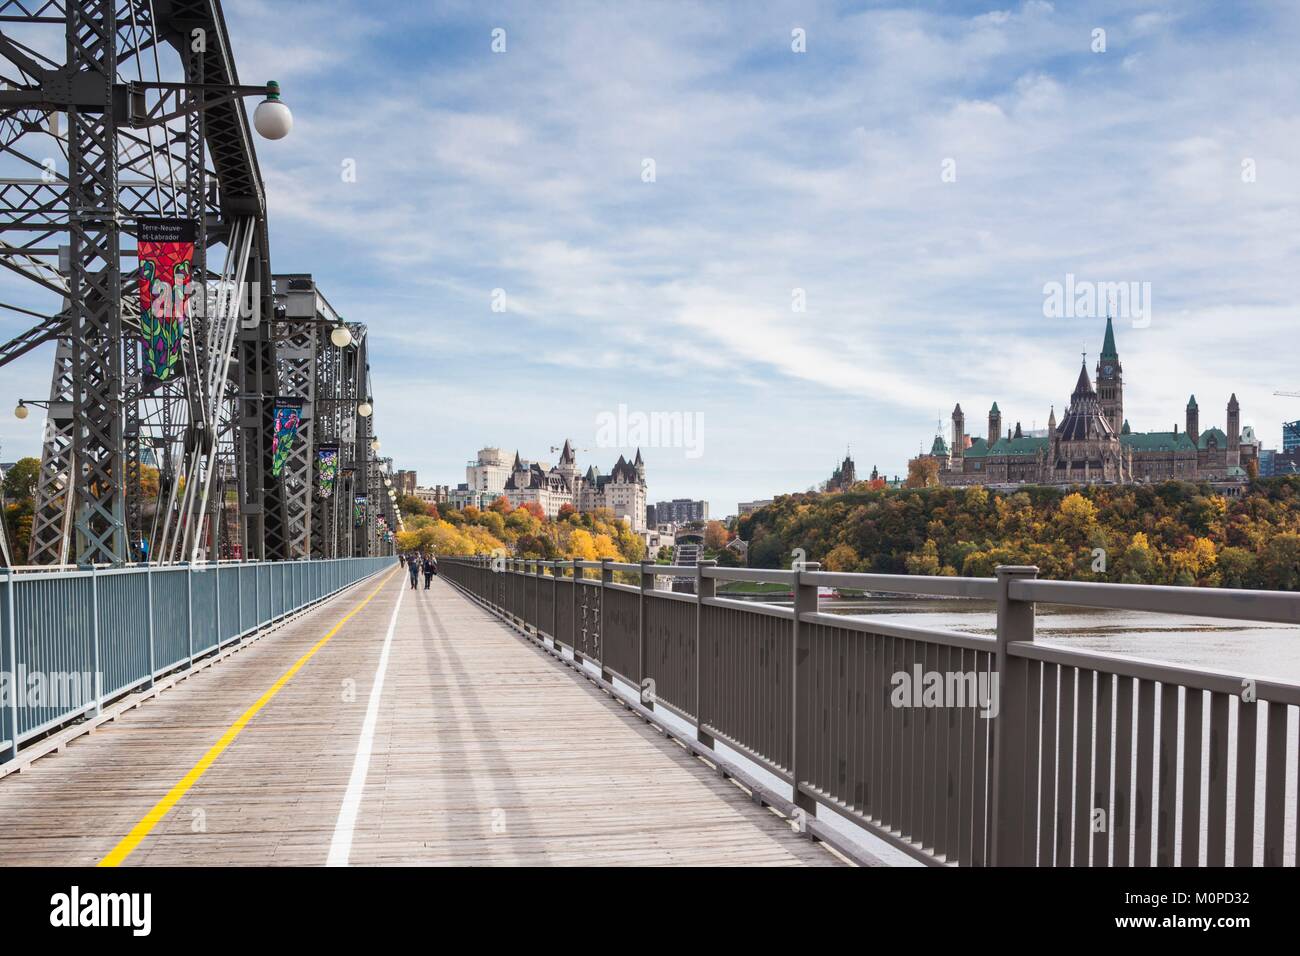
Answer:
[415,484,448,505]
[737,499,773,516]
[648,498,708,526]
[466,447,512,496]
[393,469,418,498]
[449,484,495,511]
[1259,447,1276,477]
[1284,421,1300,454]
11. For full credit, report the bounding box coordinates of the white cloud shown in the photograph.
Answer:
[2,0,1296,513]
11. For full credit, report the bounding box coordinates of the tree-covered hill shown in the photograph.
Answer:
[737,477,1300,589]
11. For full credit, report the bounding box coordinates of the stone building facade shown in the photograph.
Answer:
[503,439,648,530]
[912,317,1254,488]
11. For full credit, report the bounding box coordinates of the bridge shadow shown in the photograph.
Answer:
[413,585,550,865]
[427,580,846,866]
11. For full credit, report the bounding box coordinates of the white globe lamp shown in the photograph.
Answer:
[329,323,353,348]
[253,81,293,140]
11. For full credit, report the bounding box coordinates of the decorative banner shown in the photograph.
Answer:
[353,495,367,527]
[137,218,196,382]
[317,446,339,499]
[271,401,303,478]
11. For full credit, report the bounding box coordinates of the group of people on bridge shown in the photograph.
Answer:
[401,551,438,590]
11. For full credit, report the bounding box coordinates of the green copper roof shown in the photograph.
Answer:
[964,436,990,459]
[930,434,948,455]
[1120,431,1198,452]
[1100,315,1118,359]
[1121,419,1131,435]
[1187,394,1197,408]
[987,435,1048,457]
[990,402,999,413]
[1197,426,1227,450]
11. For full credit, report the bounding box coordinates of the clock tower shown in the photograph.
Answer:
[1095,315,1123,434]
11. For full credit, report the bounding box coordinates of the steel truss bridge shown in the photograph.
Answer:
[0,0,401,565]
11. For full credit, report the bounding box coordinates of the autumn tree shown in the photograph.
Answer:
[824,543,859,572]
[518,501,545,520]
[398,495,429,516]
[905,457,939,488]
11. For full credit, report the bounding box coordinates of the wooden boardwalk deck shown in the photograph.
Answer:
[0,571,842,866]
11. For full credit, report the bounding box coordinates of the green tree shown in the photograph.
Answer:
[1216,546,1255,588]
[2,457,38,501]
[1259,533,1300,590]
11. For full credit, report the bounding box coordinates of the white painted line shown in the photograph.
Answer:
[326,578,405,866]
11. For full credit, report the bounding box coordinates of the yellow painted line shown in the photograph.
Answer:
[98,569,399,867]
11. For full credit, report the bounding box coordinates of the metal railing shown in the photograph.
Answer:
[440,555,1300,867]
[1,556,394,762]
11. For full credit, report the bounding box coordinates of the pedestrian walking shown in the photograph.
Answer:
[407,552,420,589]
[422,553,436,589]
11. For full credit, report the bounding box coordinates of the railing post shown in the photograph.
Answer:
[530,560,539,634]
[695,559,716,747]
[571,559,581,656]
[144,565,155,689]
[638,560,653,700]
[521,559,530,628]
[186,563,194,667]
[551,562,558,643]
[214,562,222,647]
[990,564,1038,867]
[791,561,821,815]
[236,561,243,638]
[4,568,17,761]
[90,565,102,716]
[599,558,612,674]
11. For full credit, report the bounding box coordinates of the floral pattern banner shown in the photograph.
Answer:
[317,446,339,498]
[271,401,303,478]
[137,218,196,382]
[353,495,367,527]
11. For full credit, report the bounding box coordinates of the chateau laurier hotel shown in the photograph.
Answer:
[914,317,1257,489]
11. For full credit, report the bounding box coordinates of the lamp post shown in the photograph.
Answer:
[123,79,293,139]
[12,398,51,420]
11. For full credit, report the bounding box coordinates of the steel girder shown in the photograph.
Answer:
[271,275,381,561]
[0,0,284,564]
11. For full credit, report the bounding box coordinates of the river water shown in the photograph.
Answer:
[816,596,1300,684]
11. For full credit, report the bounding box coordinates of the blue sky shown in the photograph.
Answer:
[2,0,1299,514]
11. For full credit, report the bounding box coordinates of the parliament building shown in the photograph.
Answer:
[914,317,1256,488]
